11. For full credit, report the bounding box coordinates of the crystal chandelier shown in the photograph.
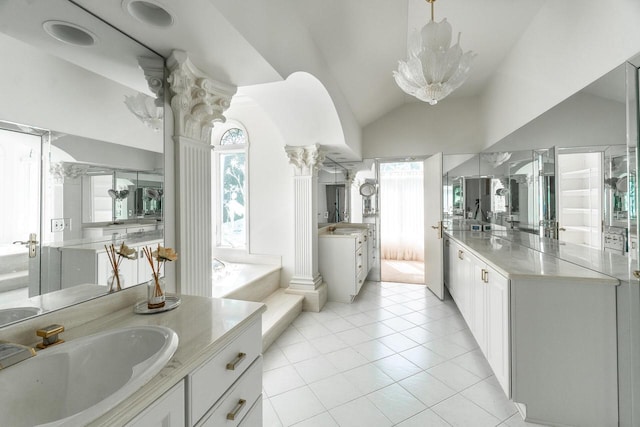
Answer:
[393,0,475,105]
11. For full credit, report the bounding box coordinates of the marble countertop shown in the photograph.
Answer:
[72,295,265,426]
[48,230,164,251]
[446,230,619,285]
[489,230,634,282]
[318,223,371,237]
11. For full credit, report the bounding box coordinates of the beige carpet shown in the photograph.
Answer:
[380,259,425,284]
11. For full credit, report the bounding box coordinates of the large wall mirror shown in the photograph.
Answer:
[444,63,630,255]
[318,158,350,224]
[0,0,165,327]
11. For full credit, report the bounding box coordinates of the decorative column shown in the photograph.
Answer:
[284,144,327,312]
[167,50,236,296]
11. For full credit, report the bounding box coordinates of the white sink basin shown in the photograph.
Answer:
[0,306,42,325]
[0,325,178,426]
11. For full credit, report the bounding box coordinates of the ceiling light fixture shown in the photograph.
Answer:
[123,0,174,28]
[43,21,97,47]
[393,0,475,105]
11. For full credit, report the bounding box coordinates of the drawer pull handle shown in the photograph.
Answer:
[226,352,247,370]
[226,399,247,420]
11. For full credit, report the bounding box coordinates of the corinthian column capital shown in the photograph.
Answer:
[284,144,326,176]
[167,50,237,142]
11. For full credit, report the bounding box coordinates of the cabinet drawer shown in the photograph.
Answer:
[197,357,263,427]
[190,320,261,424]
[239,398,262,426]
[126,380,185,427]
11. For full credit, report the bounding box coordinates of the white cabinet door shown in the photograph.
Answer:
[485,266,510,397]
[472,260,487,355]
[126,380,185,427]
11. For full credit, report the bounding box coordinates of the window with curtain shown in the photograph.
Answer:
[379,161,424,262]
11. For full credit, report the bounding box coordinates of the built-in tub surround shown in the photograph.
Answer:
[0,285,265,426]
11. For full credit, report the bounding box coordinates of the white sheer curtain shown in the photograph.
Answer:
[380,166,424,261]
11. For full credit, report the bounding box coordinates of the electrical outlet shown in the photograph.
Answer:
[323,211,329,218]
[51,219,65,232]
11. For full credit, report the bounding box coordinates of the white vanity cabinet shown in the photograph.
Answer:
[61,238,162,288]
[189,320,262,426]
[320,230,369,303]
[446,238,510,395]
[445,232,618,427]
[126,380,185,427]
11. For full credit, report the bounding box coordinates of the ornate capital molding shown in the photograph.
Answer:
[167,50,237,142]
[285,144,326,176]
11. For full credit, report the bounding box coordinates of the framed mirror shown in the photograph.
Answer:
[0,0,165,327]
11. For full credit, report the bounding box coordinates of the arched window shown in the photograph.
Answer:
[212,122,249,249]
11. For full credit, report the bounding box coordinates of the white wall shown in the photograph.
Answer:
[210,0,362,157]
[487,92,626,152]
[0,32,162,153]
[362,96,484,158]
[480,0,640,150]
[224,98,294,287]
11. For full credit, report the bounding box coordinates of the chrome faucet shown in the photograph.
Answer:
[0,342,36,369]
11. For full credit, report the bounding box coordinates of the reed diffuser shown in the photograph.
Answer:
[143,244,178,309]
[103,243,136,292]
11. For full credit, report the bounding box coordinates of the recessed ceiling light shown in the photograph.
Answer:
[123,0,174,28]
[42,21,97,46]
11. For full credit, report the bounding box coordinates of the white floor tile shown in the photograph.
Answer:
[366,383,427,424]
[263,345,291,371]
[399,371,457,407]
[343,312,376,327]
[293,355,339,384]
[501,413,550,426]
[461,378,517,421]
[427,361,483,392]
[335,327,373,346]
[357,321,395,339]
[291,412,338,426]
[449,348,494,379]
[308,373,362,409]
[263,398,284,427]
[400,325,439,344]
[373,353,422,381]
[377,332,419,352]
[342,363,394,394]
[269,386,326,426]
[432,394,501,427]
[329,396,393,427]
[400,345,447,370]
[263,365,306,397]
[323,317,357,333]
[423,337,469,359]
[324,347,369,372]
[262,282,529,427]
[352,340,396,361]
[395,409,451,426]
[308,334,349,354]
[280,341,321,364]
[296,323,332,340]
[275,327,307,347]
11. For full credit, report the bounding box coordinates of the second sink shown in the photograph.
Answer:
[0,325,178,426]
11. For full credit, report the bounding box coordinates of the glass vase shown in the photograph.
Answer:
[147,275,166,309]
[107,269,123,293]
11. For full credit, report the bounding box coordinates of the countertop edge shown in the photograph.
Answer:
[446,232,620,286]
[86,296,266,426]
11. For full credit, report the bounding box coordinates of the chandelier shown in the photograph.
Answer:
[393,0,475,105]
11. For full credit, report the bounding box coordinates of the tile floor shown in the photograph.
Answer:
[262,281,547,427]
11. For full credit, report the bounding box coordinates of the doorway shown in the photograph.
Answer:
[378,161,425,284]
